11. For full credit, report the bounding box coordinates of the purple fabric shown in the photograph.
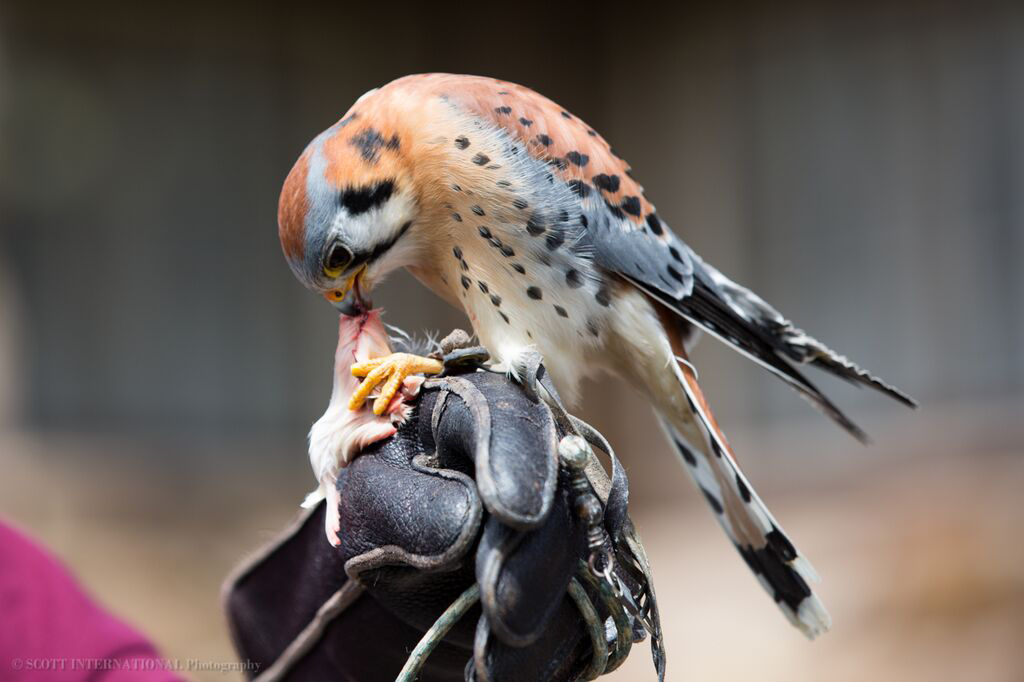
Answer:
[0,521,183,681]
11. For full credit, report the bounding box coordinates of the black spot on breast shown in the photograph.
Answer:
[490,294,502,306]
[667,265,684,283]
[478,226,491,238]
[472,153,490,166]
[526,286,542,300]
[736,474,752,503]
[512,198,529,210]
[548,158,568,170]
[669,245,682,261]
[621,196,642,216]
[460,259,469,271]
[471,205,485,216]
[567,180,591,198]
[452,183,462,192]
[592,173,620,193]
[486,164,502,170]
[454,136,470,150]
[500,245,515,258]
[494,106,512,115]
[701,487,724,515]
[339,180,394,215]
[554,305,568,318]
[646,213,664,235]
[452,246,463,260]
[565,269,583,288]
[499,311,510,324]
[460,275,471,290]
[595,285,611,306]
[561,110,572,119]
[511,263,526,274]
[519,117,533,126]
[451,212,462,222]
[496,180,511,188]
[587,129,597,136]
[526,216,546,236]
[478,281,489,293]
[586,319,600,337]
[565,151,589,167]
[536,134,553,147]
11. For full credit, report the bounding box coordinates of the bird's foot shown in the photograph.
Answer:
[349,352,443,415]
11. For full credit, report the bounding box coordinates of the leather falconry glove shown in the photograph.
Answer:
[224,333,665,681]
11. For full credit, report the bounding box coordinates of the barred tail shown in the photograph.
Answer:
[660,357,831,638]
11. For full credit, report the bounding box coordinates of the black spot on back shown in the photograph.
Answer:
[568,180,591,198]
[519,117,533,126]
[490,294,502,306]
[526,216,546,236]
[536,134,553,147]
[460,275,471,290]
[472,153,490,166]
[494,106,512,115]
[454,136,470,150]
[604,200,625,220]
[592,173,620,193]
[526,286,542,300]
[646,213,664,235]
[621,196,642,216]
[565,151,589,167]
[565,269,583,288]
[478,226,491,238]
[512,198,529,210]
[595,285,611,306]
[511,263,526,274]
[554,305,568,318]
[477,281,489,293]
[452,246,463,260]
[545,229,565,251]
[471,205,485,216]
[451,212,462,222]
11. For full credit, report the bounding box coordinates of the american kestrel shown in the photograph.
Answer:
[277,73,914,638]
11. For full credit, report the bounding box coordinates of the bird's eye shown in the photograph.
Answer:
[323,240,353,278]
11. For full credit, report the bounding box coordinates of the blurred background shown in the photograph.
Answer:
[1,1,1023,680]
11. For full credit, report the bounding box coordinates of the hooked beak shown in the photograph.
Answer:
[324,266,371,316]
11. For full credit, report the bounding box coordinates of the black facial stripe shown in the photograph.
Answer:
[339,180,395,216]
[347,220,413,271]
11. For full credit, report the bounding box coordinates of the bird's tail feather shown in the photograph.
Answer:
[659,357,831,639]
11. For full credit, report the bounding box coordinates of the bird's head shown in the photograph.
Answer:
[278,115,420,315]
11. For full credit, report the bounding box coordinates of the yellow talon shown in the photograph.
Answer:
[348,352,444,415]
